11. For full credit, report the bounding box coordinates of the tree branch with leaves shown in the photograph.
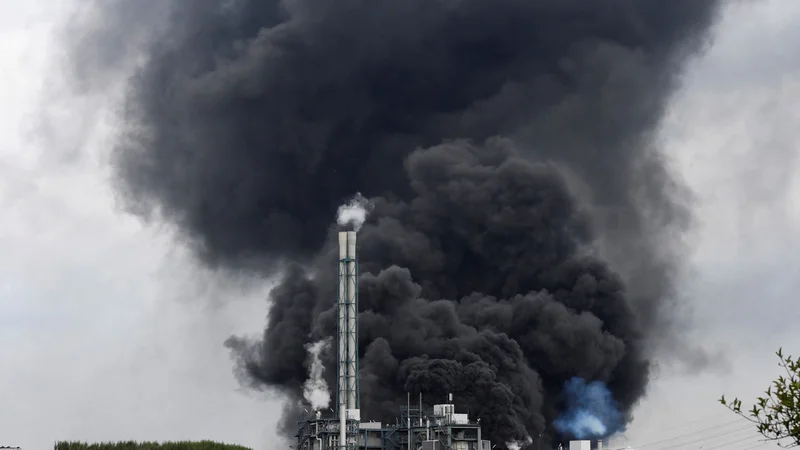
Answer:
[720,348,800,448]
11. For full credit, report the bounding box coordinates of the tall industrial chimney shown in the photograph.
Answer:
[338,231,360,450]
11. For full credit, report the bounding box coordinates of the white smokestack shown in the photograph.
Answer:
[345,231,357,411]
[338,232,348,450]
[336,192,372,231]
[337,230,360,448]
[302,339,332,411]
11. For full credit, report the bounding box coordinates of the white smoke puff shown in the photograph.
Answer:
[336,192,373,232]
[303,339,332,411]
[572,412,606,436]
[506,436,533,450]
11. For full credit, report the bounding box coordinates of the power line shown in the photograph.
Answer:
[699,432,765,450]
[714,441,771,450]
[742,443,773,450]
[741,441,790,450]
[654,414,749,436]
[637,418,747,449]
[740,437,797,450]
[653,425,754,450]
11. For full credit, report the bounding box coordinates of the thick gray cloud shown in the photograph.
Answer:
[618,1,800,447]
[69,0,726,444]
[0,3,278,450]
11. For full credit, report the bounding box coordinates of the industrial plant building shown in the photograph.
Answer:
[292,230,608,450]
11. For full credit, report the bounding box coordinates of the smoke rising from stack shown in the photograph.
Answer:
[506,436,533,450]
[303,339,332,412]
[66,0,723,446]
[337,193,372,233]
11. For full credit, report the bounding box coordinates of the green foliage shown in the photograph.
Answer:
[53,441,252,450]
[719,348,800,448]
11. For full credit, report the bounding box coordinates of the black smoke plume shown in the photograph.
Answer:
[67,0,722,446]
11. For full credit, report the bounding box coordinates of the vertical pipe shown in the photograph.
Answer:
[338,232,348,450]
[426,418,430,441]
[407,392,412,450]
[419,392,424,426]
[346,231,358,411]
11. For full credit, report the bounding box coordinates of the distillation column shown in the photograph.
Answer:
[338,231,359,450]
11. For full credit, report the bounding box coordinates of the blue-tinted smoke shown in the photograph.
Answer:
[553,377,623,439]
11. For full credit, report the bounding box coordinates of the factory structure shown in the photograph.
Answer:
[563,440,610,450]
[293,230,610,450]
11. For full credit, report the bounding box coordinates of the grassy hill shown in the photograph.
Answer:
[54,441,252,450]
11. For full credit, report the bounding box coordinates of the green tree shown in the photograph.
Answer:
[719,348,800,448]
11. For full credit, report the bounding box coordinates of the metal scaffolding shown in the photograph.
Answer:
[338,231,360,450]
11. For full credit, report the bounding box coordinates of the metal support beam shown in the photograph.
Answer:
[338,231,360,450]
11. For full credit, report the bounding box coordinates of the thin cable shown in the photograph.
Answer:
[699,432,765,450]
[742,443,774,450]
[699,427,796,450]
[654,425,754,450]
[637,418,747,448]
[715,442,771,450]
[741,437,797,450]
[653,414,748,436]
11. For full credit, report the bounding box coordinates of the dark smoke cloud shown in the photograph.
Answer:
[66,0,722,446]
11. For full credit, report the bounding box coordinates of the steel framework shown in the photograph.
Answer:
[338,231,360,450]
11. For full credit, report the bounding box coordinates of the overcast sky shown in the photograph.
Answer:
[1,1,798,450]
